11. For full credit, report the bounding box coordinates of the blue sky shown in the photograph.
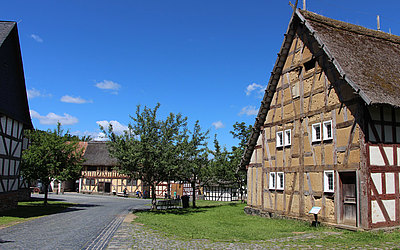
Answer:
[2,0,399,149]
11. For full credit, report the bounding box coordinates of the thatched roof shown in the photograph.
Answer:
[0,22,14,46]
[83,141,118,166]
[239,9,400,169]
[300,10,400,107]
[0,21,33,129]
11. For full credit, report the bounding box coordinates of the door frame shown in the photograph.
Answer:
[337,170,359,227]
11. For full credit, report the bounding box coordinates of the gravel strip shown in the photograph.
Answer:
[107,218,400,249]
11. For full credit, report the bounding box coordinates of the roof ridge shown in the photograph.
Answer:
[299,9,400,44]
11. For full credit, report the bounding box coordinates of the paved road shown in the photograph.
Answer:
[0,193,150,250]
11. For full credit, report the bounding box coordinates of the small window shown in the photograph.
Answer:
[284,129,291,146]
[312,123,321,142]
[85,178,95,186]
[323,120,333,140]
[127,179,137,186]
[276,131,283,148]
[324,171,334,193]
[277,172,285,190]
[269,172,276,189]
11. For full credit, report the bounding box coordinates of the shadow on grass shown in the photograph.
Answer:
[0,200,102,219]
[29,196,67,202]
[137,202,241,216]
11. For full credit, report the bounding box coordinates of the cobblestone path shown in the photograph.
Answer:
[0,193,150,250]
[107,216,400,249]
[106,219,322,249]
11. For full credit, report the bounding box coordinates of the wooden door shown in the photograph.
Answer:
[105,183,111,193]
[340,172,357,226]
[98,182,105,192]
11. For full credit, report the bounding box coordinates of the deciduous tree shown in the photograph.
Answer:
[230,121,253,202]
[21,123,85,205]
[180,121,209,208]
[209,135,235,186]
[101,103,187,209]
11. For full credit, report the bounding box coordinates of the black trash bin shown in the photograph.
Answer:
[181,195,189,208]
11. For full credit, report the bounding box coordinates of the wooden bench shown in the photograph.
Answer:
[117,192,128,197]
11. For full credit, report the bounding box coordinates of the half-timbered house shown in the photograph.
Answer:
[79,141,143,196]
[242,9,400,230]
[0,21,33,211]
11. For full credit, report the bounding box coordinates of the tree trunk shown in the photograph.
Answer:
[167,180,171,199]
[240,179,245,203]
[192,177,196,208]
[151,183,157,210]
[44,183,49,206]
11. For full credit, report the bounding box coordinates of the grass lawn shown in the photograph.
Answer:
[134,200,400,247]
[0,201,74,228]
[134,200,327,241]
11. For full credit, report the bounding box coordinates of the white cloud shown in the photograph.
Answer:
[71,130,107,141]
[61,95,92,104]
[96,120,128,135]
[212,121,225,130]
[95,80,121,94]
[27,88,41,99]
[27,88,51,99]
[30,34,43,43]
[93,132,108,141]
[245,83,266,97]
[30,110,78,125]
[239,105,258,116]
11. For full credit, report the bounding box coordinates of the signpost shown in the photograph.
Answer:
[309,206,321,227]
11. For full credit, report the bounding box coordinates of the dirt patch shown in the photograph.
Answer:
[292,232,306,234]
[124,213,137,223]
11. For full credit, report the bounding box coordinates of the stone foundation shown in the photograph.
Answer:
[244,206,287,219]
[244,206,365,231]
[0,191,19,211]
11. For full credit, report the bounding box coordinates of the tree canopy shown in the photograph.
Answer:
[101,103,251,207]
[21,123,85,205]
[179,120,209,207]
[206,121,252,202]
[101,103,188,209]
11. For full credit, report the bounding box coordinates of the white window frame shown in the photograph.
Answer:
[323,120,333,141]
[276,131,283,148]
[324,170,334,193]
[284,129,291,146]
[312,123,322,142]
[276,172,284,190]
[269,172,276,189]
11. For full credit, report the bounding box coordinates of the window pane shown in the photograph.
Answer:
[316,126,321,139]
[312,123,321,142]
[328,173,333,190]
[279,173,284,188]
[324,171,334,192]
[285,130,291,145]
